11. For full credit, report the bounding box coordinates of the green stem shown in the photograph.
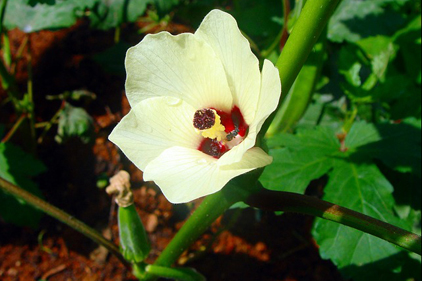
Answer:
[261,0,341,135]
[26,36,36,143]
[261,0,288,59]
[0,177,132,268]
[0,0,8,37]
[114,26,121,44]
[145,265,205,281]
[37,102,64,144]
[1,113,27,143]
[0,56,18,102]
[241,31,261,58]
[342,104,358,133]
[246,189,422,255]
[11,36,28,75]
[267,30,327,135]
[276,0,339,95]
[261,27,283,59]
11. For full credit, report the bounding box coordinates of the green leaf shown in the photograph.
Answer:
[269,126,341,152]
[89,0,152,30]
[0,143,45,228]
[356,36,397,82]
[174,0,216,28]
[176,0,283,50]
[261,127,340,193]
[394,15,422,84]
[261,148,335,193]
[229,0,283,50]
[55,103,94,144]
[346,120,421,177]
[313,161,409,281]
[296,94,345,132]
[388,170,421,234]
[328,0,407,43]
[338,36,397,102]
[93,42,131,75]
[372,74,421,120]
[4,0,96,32]
[153,0,179,15]
[27,0,56,5]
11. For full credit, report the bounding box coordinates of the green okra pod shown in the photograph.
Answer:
[118,204,151,263]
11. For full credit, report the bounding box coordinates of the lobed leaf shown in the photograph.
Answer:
[313,161,410,281]
[5,0,96,32]
[89,0,152,30]
[153,0,179,15]
[262,126,340,193]
[328,0,408,43]
[0,143,45,228]
[346,120,421,177]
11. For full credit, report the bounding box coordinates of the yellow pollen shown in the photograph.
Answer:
[197,110,226,141]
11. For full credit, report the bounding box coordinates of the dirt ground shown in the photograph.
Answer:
[0,19,345,281]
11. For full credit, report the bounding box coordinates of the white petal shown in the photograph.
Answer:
[218,133,257,166]
[143,146,272,204]
[252,59,282,133]
[218,60,281,166]
[221,147,273,171]
[195,9,261,125]
[109,97,202,171]
[125,32,233,112]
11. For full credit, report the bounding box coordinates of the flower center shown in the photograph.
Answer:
[193,106,248,159]
[193,109,226,141]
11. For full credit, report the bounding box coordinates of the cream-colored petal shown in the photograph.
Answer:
[218,128,258,166]
[109,97,202,171]
[218,60,281,166]
[220,146,273,171]
[125,32,233,112]
[143,146,272,204]
[195,10,261,125]
[251,59,282,133]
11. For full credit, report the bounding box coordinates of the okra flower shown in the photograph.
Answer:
[109,10,281,204]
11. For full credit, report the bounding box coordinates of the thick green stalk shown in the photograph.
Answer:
[267,31,326,135]
[276,0,338,95]
[0,177,131,268]
[246,189,422,255]
[262,0,341,135]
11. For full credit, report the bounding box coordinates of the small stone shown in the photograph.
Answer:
[7,268,18,277]
[146,214,159,233]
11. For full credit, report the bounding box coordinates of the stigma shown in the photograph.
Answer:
[193,109,226,141]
